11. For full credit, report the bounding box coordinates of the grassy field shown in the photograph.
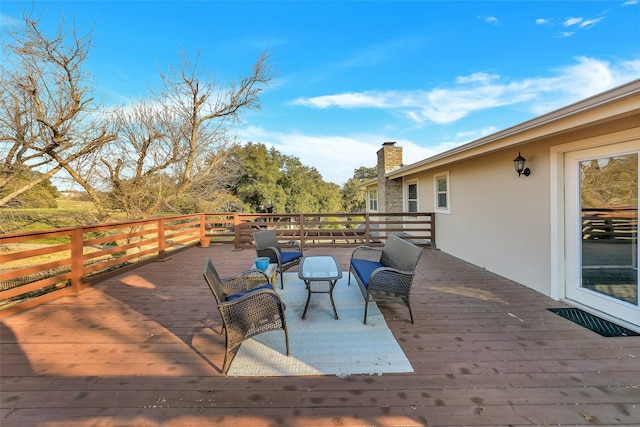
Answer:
[0,198,107,235]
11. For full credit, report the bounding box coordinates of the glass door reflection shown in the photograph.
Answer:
[580,153,638,306]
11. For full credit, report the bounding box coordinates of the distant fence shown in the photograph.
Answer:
[582,208,637,241]
[0,211,434,317]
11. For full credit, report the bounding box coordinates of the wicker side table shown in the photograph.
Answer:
[251,263,277,289]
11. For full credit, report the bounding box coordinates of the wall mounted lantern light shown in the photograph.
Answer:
[513,152,531,177]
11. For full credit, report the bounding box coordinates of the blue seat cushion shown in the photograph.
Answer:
[281,251,302,264]
[350,259,384,289]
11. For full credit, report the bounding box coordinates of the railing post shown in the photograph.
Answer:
[299,213,305,248]
[234,213,242,250]
[70,227,84,294]
[158,218,166,259]
[430,212,436,248]
[364,213,370,244]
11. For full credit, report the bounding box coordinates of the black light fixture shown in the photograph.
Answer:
[513,152,530,177]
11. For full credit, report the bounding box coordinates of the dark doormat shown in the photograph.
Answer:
[547,308,639,337]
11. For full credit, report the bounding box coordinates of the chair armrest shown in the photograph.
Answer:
[221,269,270,294]
[368,267,416,294]
[256,246,282,264]
[218,287,284,305]
[351,245,383,262]
[218,288,286,318]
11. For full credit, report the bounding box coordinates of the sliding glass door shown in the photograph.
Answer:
[565,142,639,327]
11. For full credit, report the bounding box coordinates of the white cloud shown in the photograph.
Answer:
[402,141,447,165]
[456,72,500,84]
[622,1,638,6]
[290,57,640,126]
[482,16,499,25]
[254,57,640,185]
[580,17,604,28]
[454,126,500,142]
[526,56,639,114]
[238,126,438,185]
[407,86,537,124]
[291,92,389,109]
[560,15,604,31]
[238,128,379,184]
[541,13,605,35]
[564,17,584,26]
[237,123,508,185]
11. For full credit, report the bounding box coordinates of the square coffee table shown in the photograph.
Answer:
[298,256,343,319]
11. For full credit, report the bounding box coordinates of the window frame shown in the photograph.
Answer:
[434,172,450,214]
[407,180,418,213]
[368,188,378,212]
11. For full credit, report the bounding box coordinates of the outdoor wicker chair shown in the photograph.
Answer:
[203,258,290,374]
[252,229,303,289]
[349,235,423,324]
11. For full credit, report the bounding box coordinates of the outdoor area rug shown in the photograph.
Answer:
[548,307,639,337]
[226,273,414,377]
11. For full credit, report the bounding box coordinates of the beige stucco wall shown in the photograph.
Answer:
[407,114,640,298]
[408,144,551,295]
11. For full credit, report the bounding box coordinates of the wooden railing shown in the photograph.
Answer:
[0,212,434,317]
[232,212,435,249]
[582,208,637,241]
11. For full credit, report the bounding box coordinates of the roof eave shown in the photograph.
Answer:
[386,78,640,180]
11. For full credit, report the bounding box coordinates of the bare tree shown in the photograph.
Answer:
[102,51,272,218]
[0,15,116,215]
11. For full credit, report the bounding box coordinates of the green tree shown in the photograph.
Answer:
[279,156,330,213]
[341,166,377,212]
[0,169,58,208]
[229,142,286,212]
[229,143,343,213]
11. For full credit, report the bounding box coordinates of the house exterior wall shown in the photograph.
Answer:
[403,114,640,298]
[370,146,554,294]
[365,81,640,327]
[422,144,552,295]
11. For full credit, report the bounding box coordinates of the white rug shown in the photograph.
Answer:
[226,273,413,377]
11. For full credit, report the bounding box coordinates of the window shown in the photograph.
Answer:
[407,182,418,213]
[434,172,450,214]
[368,189,378,211]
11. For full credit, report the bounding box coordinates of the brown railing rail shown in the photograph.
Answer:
[232,212,435,249]
[582,207,637,241]
[0,212,434,317]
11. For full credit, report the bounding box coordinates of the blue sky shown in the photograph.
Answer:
[2,1,639,185]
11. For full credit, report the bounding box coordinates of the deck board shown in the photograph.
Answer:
[1,245,639,426]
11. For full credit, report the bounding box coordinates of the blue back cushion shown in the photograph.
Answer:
[350,259,383,289]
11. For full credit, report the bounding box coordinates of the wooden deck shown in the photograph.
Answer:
[1,245,639,426]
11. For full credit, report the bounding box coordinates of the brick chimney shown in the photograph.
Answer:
[376,142,403,213]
